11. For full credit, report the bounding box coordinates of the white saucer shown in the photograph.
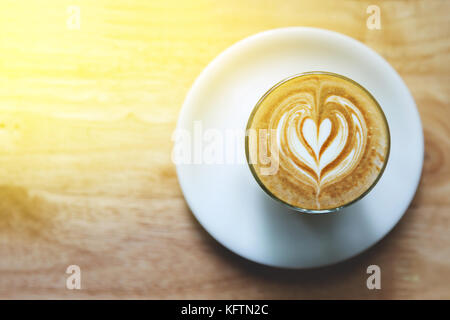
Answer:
[176,27,423,268]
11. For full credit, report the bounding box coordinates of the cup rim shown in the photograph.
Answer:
[245,71,391,214]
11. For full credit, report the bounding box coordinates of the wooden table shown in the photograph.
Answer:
[0,0,448,299]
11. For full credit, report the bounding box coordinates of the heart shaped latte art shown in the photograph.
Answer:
[270,92,368,191]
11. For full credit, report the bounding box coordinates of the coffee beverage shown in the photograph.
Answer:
[246,72,390,212]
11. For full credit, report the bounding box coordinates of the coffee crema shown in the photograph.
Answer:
[246,72,390,211]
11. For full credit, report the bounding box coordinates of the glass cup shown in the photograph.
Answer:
[245,71,391,214]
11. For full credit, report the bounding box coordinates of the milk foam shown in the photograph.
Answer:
[248,73,389,210]
[274,94,367,191]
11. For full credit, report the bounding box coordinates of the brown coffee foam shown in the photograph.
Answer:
[247,74,389,210]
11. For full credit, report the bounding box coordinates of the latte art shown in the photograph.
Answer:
[247,73,389,211]
[275,94,367,190]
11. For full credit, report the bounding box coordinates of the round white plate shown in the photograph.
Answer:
[176,27,423,268]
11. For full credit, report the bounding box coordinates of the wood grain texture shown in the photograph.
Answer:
[0,0,449,299]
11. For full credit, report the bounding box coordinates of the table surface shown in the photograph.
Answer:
[0,0,448,299]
